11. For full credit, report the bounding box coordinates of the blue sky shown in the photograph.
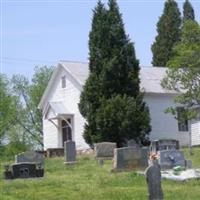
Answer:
[1,0,200,79]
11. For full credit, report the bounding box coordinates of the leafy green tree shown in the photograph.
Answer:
[29,66,53,143]
[162,20,200,119]
[0,74,17,141]
[79,0,151,147]
[183,0,195,21]
[151,0,181,67]
[11,66,53,148]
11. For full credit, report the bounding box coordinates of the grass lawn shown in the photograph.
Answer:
[1,147,200,200]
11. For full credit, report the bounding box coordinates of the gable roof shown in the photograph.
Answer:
[60,61,89,86]
[60,61,174,94]
[38,61,175,110]
[44,102,73,120]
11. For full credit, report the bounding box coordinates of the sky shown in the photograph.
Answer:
[1,0,200,80]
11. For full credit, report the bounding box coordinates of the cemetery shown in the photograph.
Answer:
[1,140,200,199]
[1,0,200,199]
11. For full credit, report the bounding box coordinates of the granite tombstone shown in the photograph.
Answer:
[15,151,44,166]
[94,142,117,159]
[64,140,76,164]
[158,150,185,169]
[145,160,164,200]
[112,147,141,171]
[3,151,44,179]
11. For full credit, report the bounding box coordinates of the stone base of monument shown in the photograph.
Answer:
[162,169,200,181]
[3,163,44,180]
[137,168,200,181]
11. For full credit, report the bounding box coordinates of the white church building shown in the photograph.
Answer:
[38,61,200,150]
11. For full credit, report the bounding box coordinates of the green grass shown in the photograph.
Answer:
[1,148,200,200]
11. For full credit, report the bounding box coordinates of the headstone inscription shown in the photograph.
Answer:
[64,140,76,164]
[145,160,164,200]
[158,150,185,169]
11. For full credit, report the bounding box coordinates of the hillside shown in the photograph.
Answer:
[1,147,200,200]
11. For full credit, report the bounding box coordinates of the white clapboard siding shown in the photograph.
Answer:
[43,118,59,149]
[42,67,89,150]
[144,94,189,146]
[39,62,199,150]
[191,121,200,146]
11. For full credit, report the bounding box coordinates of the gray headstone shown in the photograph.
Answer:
[158,150,185,169]
[150,139,179,154]
[185,160,192,169]
[94,142,116,159]
[112,147,141,171]
[158,139,179,150]
[64,140,76,164]
[145,160,164,200]
[140,147,149,168]
[15,151,44,165]
[127,139,139,148]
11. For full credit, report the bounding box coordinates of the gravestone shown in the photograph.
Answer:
[15,151,44,166]
[11,163,37,178]
[158,150,185,169]
[94,142,117,159]
[145,160,164,200]
[127,139,140,149]
[64,140,76,164]
[140,147,149,168]
[112,147,141,171]
[3,162,44,179]
[3,151,44,179]
[150,139,179,153]
[149,139,191,169]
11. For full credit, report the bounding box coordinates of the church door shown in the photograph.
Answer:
[61,119,72,147]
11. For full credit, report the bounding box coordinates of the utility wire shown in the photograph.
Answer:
[2,57,57,64]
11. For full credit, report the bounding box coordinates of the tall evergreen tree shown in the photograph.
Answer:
[101,0,140,99]
[183,0,195,21]
[79,0,151,147]
[151,0,181,67]
[79,1,108,145]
